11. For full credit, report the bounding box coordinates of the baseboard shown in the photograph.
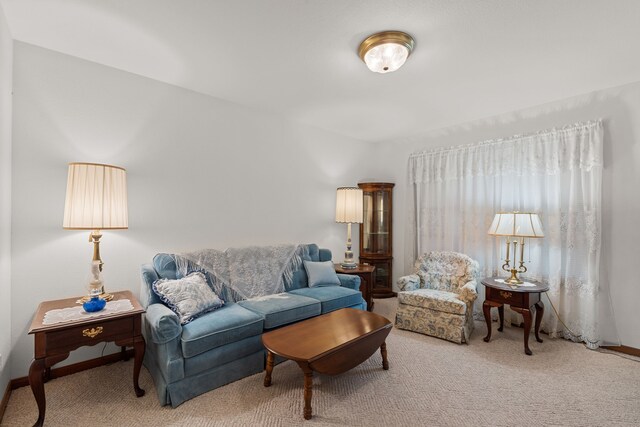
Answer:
[602,345,640,357]
[10,349,135,391]
[0,380,11,425]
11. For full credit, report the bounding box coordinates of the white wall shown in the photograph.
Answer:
[10,42,376,378]
[0,3,12,395]
[374,80,640,348]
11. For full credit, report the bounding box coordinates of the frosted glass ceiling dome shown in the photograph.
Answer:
[358,31,415,74]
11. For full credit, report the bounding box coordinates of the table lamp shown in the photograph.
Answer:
[335,187,363,269]
[63,162,128,301]
[487,211,544,286]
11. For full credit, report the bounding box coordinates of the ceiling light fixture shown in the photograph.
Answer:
[358,30,415,74]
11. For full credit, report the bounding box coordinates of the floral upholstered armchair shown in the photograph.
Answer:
[395,251,480,344]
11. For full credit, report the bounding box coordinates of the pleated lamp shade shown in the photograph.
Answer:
[335,187,363,224]
[487,212,544,238]
[63,162,128,230]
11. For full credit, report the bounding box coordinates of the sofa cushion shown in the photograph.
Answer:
[289,286,363,313]
[303,260,340,287]
[237,293,321,329]
[180,303,264,358]
[397,288,467,315]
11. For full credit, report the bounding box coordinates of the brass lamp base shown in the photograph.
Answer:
[76,292,114,304]
[504,269,523,285]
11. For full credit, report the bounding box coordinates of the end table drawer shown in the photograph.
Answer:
[46,317,134,352]
[487,288,524,306]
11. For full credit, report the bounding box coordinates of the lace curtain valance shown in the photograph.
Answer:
[405,120,618,348]
[409,122,603,183]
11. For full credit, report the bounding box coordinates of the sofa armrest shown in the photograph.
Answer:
[397,274,420,292]
[145,303,182,344]
[458,280,478,305]
[337,273,361,290]
[140,263,160,308]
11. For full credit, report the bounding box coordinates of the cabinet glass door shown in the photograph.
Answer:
[362,190,390,255]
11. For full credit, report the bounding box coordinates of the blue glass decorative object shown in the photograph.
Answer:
[83,296,106,312]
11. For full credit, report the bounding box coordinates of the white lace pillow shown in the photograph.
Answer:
[152,272,224,325]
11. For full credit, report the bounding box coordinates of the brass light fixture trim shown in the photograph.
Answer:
[358,30,415,70]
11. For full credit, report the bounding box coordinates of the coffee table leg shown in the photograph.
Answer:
[380,342,389,370]
[264,351,274,387]
[299,364,313,420]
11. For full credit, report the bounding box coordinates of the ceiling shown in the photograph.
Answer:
[2,0,640,142]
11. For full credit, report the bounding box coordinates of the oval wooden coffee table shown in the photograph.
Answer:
[262,308,392,420]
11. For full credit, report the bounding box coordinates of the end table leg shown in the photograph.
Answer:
[522,308,533,356]
[302,367,313,420]
[133,336,146,397]
[534,301,544,343]
[264,351,274,387]
[380,342,389,370]
[483,301,492,342]
[29,359,46,427]
[497,304,504,332]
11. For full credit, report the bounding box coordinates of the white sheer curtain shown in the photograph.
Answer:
[405,120,618,348]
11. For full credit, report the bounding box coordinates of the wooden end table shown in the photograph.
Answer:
[27,290,146,427]
[334,263,375,311]
[262,308,391,420]
[481,277,549,355]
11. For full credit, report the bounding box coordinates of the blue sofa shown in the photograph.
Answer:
[139,244,365,407]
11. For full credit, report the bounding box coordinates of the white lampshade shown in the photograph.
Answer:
[488,212,544,238]
[63,162,128,230]
[335,187,363,224]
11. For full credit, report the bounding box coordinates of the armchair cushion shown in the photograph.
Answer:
[397,274,420,291]
[415,251,480,293]
[398,288,467,315]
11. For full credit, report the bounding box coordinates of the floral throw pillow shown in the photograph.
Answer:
[152,272,224,325]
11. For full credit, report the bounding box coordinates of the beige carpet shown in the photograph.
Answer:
[3,298,639,426]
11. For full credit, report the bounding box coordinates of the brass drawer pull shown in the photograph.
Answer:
[499,291,513,300]
[82,327,103,338]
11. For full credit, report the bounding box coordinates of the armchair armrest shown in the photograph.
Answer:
[145,303,182,344]
[458,280,478,305]
[337,273,361,290]
[398,274,420,292]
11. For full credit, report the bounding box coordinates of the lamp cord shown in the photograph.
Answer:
[544,291,579,338]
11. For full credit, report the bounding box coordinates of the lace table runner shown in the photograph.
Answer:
[494,279,536,287]
[43,299,134,325]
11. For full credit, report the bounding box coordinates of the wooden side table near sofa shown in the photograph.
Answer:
[334,263,375,311]
[481,277,549,355]
[27,290,146,427]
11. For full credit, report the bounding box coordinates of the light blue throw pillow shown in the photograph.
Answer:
[152,272,224,325]
[303,260,341,287]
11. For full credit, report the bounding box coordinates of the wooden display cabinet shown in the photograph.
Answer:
[358,182,395,298]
